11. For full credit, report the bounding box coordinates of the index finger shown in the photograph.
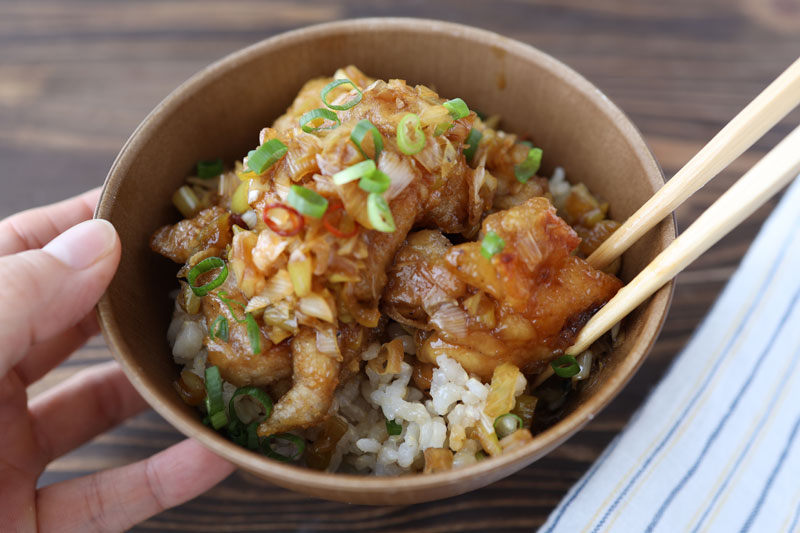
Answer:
[0,188,102,256]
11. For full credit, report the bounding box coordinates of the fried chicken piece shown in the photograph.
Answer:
[150,206,231,264]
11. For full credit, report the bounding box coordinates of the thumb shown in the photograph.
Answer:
[0,219,120,376]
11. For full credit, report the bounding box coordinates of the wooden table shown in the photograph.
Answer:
[5,0,800,530]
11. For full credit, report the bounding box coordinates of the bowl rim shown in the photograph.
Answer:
[96,17,675,496]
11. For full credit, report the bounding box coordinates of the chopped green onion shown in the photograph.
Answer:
[245,313,261,355]
[443,98,469,120]
[351,119,383,161]
[433,121,452,137]
[217,291,245,322]
[386,419,402,436]
[396,113,426,155]
[480,231,505,259]
[519,140,534,149]
[226,419,247,446]
[320,78,363,111]
[247,139,288,174]
[197,158,224,178]
[366,192,396,233]
[204,366,227,430]
[287,185,329,219]
[209,316,229,342]
[187,257,228,296]
[262,433,306,462]
[514,147,543,183]
[229,386,273,425]
[475,450,487,461]
[494,413,524,439]
[358,169,390,194]
[551,354,580,378]
[463,128,483,164]
[299,108,340,133]
[332,159,376,185]
[246,422,260,451]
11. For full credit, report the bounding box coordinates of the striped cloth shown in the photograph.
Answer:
[540,175,800,533]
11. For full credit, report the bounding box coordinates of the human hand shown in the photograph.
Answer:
[0,188,235,532]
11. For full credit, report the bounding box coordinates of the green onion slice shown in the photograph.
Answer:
[332,159,376,185]
[229,386,273,425]
[209,316,229,342]
[386,418,402,436]
[204,366,228,430]
[197,158,223,178]
[514,147,543,183]
[367,192,396,233]
[463,128,483,164]
[187,257,228,296]
[480,231,505,260]
[351,119,383,161]
[226,419,247,446]
[247,139,288,175]
[218,291,245,321]
[551,354,581,378]
[443,98,469,120]
[299,108,340,133]
[246,422,260,451]
[320,78,363,111]
[262,433,306,462]
[494,413,524,439]
[245,313,261,355]
[287,185,329,219]
[396,113,425,155]
[358,169,390,194]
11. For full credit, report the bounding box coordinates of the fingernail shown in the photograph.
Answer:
[44,219,117,270]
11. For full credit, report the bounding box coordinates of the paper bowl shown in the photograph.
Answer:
[96,18,674,505]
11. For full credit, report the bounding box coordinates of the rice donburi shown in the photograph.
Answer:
[151,66,623,474]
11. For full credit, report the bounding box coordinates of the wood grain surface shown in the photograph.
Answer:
[5,0,800,531]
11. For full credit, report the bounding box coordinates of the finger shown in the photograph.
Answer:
[0,188,101,256]
[0,218,120,378]
[29,361,148,464]
[15,312,99,387]
[36,439,236,533]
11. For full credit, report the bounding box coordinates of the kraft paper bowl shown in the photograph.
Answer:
[96,18,674,505]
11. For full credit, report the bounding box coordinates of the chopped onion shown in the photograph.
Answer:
[245,269,294,313]
[572,350,594,382]
[379,151,417,200]
[241,209,258,229]
[429,302,468,337]
[298,293,335,323]
[315,324,341,357]
[288,248,313,297]
[252,229,290,272]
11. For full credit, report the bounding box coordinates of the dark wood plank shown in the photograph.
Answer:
[6,0,800,530]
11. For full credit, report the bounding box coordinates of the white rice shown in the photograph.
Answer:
[167,294,527,475]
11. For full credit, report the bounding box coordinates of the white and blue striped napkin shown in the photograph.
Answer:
[540,175,800,533]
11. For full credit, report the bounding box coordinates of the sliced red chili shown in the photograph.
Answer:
[263,203,304,236]
[322,202,358,238]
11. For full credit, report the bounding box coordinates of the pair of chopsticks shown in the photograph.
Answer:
[566,56,800,357]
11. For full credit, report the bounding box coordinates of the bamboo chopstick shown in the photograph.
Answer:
[587,57,800,270]
[567,123,800,356]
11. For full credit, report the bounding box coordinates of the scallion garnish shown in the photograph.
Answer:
[229,386,273,425]
[197,158,223,178]
[217,292,261,355]
[463,128,483,164]
[226,419,247,446]
[245,313,261,355]
[443,98,469,120]
[351,119,383,161]
[204,366,227,430]
[494,413,524,439]
[262,433,306,462]
[514,146,543,183]
[299,108,341,133]
[247,139,288,175]
[551,354,581,378]
[209,316,229,342]
[358,169,390,194]
[396,113,425,155]
[187,257,228,296]
[320,78,363,111]
[246,422,260,451]
[287,185,329,219]
[480,231,505,259]
[386,418,402,436]
[332,159,376,185]
[433,121,452,137]
[366,192,396,233]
